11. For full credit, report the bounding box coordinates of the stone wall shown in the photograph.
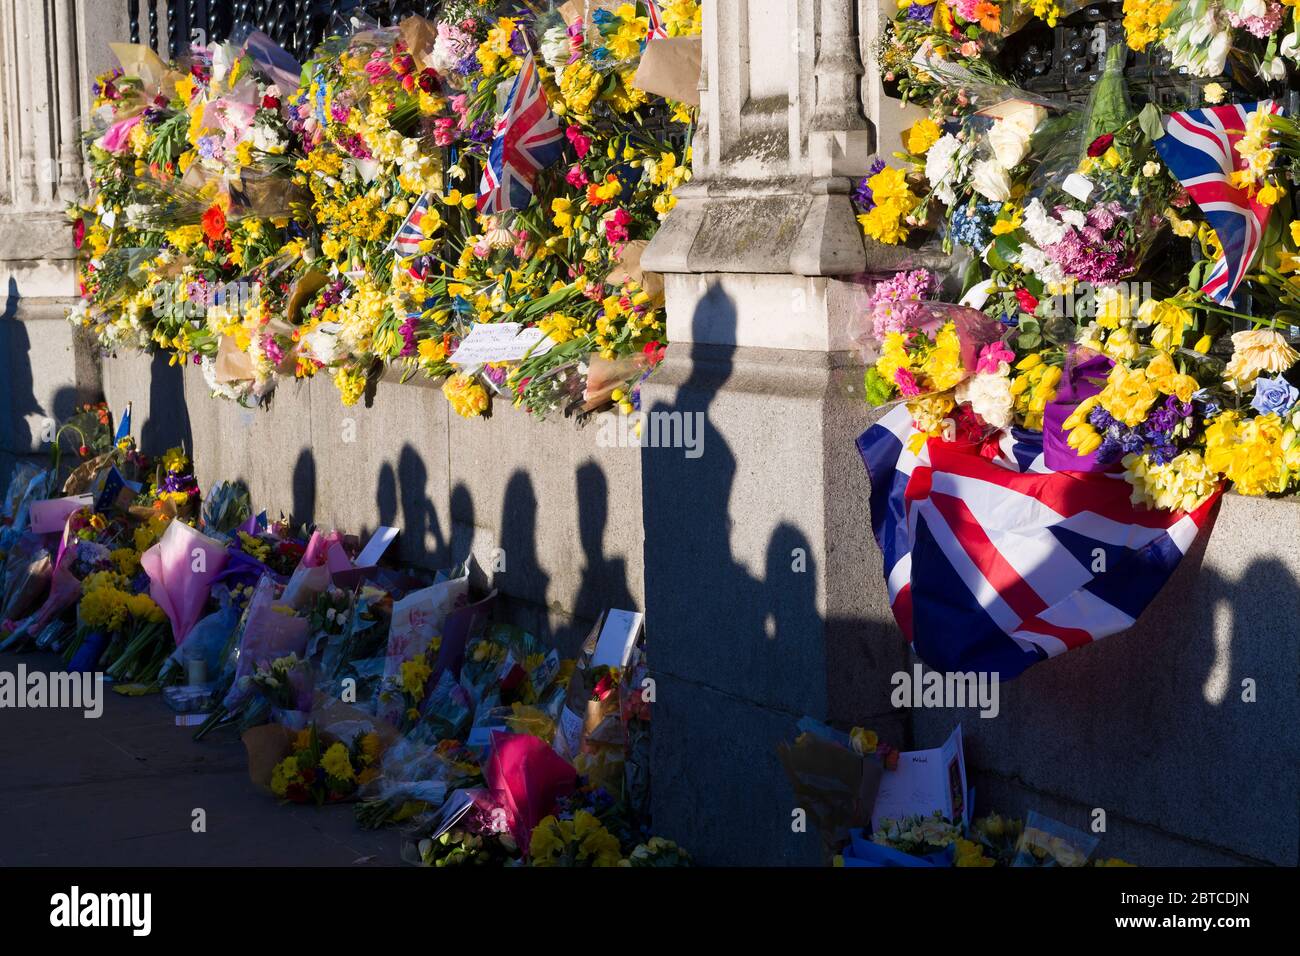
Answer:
[99,349,643,658]
[27,313,1300,870]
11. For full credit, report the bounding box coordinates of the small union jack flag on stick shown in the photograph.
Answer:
[477,50,565,215]
[387,192,433,257]
[645,0,669,40]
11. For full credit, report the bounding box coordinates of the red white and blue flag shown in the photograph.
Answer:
[645,0,669,40]
[1154,101,1280,306]
[387,192,433,257]
[477,50,564,215]
[857,406,1220,679]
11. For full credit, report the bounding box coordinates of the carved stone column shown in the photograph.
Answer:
[0,0,127,480]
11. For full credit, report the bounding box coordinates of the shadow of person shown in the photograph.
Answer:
[448,482,476,569]
[573,461,635,621]
[498,470,552,643]
[641,283,767,660]
[0,278,41,492]
[764,522,818,652]
[140,350,192,455]
[376,462,398,529]
[398,442,444,566]
[641,283,821,862]
[291,448,316,529]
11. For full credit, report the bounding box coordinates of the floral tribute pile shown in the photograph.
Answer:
[69,1,699,421]
[856,1,1300,510]
[0,415,684,867]
[781,721,1133,867]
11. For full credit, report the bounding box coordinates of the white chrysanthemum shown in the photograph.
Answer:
[1022,199,1068,247]
[924,133,963,207]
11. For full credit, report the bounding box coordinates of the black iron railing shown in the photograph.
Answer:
[127,0,443,61]
[999,2,1208,107]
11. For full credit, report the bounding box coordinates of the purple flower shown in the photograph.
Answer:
[852,159,887,211]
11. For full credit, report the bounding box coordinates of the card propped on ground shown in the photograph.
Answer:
[870,724,968,833]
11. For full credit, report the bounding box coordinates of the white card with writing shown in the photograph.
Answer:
[870,724,968,833]
[591,608,644,669]
[449,323,556,365]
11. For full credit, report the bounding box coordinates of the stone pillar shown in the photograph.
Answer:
[640,0,931,864]
[0,0,128,487]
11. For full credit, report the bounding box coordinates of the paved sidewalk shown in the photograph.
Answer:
[0,651,400,866]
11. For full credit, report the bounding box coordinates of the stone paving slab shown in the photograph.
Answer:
[0,651,401,866]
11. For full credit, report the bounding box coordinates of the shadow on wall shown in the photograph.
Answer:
[641,282,823,866]
[909,494,1300,866]
[1,279,40,464]
[140,351,192,456]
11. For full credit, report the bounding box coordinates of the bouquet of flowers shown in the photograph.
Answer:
[270,723,383,804]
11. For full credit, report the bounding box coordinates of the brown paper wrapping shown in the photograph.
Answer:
[605,239,664,303]
[61,452,114,496]
[558,1,625,42]
[582,354,650,411]
[215,334,256,383]
[399,15,439,63]
[284,268,328,326]
[242,724,295,790]
[632,36,701,106]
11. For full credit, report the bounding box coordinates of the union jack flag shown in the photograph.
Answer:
[387,192,433,257]
[858,406,1220,679]
[477,51,564,215]
[1154,101,1281,305]
[645,0,669,40]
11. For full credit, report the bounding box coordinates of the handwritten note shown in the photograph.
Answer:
[449,323,556,365]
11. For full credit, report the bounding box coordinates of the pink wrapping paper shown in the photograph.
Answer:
[484,731,577,853]
[140,519,230,645]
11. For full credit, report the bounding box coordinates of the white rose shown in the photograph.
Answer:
[971,158,1012,202]
[986,102,1045,168]
[956,372,1014,430]
[988,121,1032,170]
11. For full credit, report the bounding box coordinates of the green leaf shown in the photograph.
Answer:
[1138,103,1165,142]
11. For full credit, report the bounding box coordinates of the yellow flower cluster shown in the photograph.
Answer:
[320,742,356,783]
[1203,411,1291,496]
[529,810,623,867]
[1123,449,1219,511]
[1122,0,1174,51]
[857,166,920,245]
[1010,353,1062,431]
[442,373,489,419]
[400,656,433,699]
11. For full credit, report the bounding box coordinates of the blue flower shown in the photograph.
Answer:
[1250,375,1298,417]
